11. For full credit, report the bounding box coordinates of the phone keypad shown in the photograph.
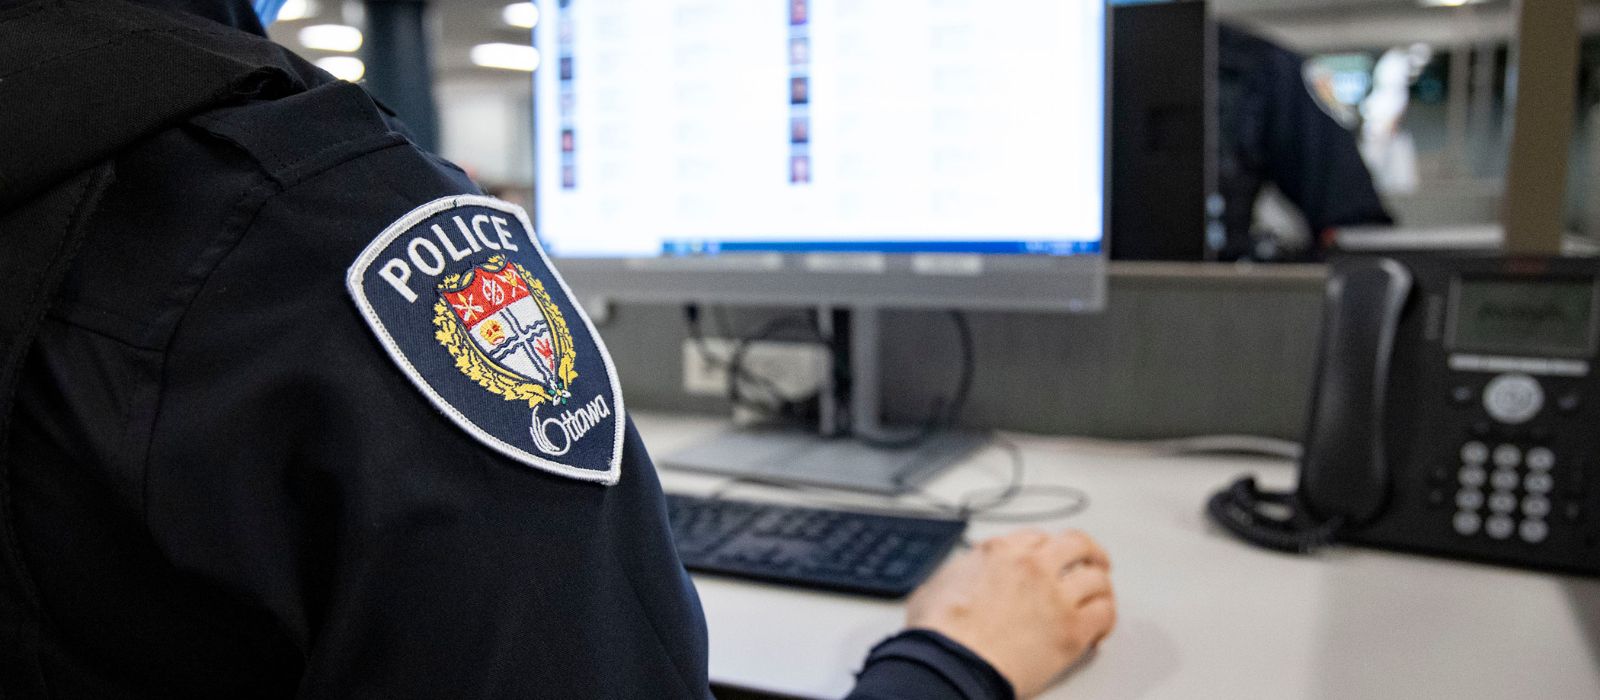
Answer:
[1452,438,1558,545]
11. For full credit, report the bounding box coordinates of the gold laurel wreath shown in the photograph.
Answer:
[433,255,579,408]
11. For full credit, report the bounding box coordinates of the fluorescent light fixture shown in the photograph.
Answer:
[299,24,363,52]
[471,43,541,72]
[315,56,365,81]
[1417,0,1489,6]
[502,2,539,29]
[276,0,318,21]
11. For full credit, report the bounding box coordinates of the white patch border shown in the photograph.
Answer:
[346,195,626,486]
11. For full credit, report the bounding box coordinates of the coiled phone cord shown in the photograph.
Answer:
[1206,476,1344,555]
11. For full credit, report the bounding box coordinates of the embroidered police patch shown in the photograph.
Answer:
[347,195,625,485]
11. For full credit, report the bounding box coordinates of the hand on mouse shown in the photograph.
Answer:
[905,528,1116,699]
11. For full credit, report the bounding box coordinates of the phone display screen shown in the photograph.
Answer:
[1450,277,1599,357]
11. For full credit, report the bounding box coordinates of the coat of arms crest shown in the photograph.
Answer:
[433,255,578,408]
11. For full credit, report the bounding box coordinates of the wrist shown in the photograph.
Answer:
[864,628,1016,700]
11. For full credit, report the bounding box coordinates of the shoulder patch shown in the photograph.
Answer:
[347,195,625,485]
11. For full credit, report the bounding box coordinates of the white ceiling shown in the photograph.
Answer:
[265,0,1595,84]
[267,0,536,84]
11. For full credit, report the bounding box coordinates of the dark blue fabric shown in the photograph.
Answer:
[1216,23,1393,261]
[849,629,1016,700]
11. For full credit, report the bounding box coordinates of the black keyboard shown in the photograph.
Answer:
[665,493,967,598]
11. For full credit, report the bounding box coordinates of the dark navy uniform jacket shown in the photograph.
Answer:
[0,1,1010,698]
[1216,23,1393,261]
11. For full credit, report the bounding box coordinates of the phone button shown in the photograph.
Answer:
[1522,494,1552,518]
[1455,489,1484,511]
[1492,444,1522,469]
[1491,469,1520,492]
[1519,519,1549,544]
[1526,447,1555,471]
[1485,514,1515,540]
[1458,465,1488,487]
[1453,511,1482,536]
[1460,441,1489,465]
[1488,491,1518,514]
[1483,373,1544,424]
[1525,472,1555,495]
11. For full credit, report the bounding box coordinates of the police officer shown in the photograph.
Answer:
[0,1,1116,698]
[1216,23,1393,261]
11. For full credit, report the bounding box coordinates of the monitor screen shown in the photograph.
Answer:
[532,0,1106,259]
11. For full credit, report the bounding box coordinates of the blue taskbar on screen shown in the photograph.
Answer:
[660,240,1102,256]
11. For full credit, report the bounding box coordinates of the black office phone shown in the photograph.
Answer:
[1210,254,1600,576]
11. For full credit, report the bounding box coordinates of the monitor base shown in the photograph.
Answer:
[660,427,986,495]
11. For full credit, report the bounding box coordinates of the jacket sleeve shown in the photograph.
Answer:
[140,142,710,698]
[845,630,1016,700]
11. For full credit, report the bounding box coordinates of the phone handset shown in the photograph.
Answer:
[1207,258,1413,553]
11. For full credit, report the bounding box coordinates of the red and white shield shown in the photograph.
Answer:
[440,264,560,393]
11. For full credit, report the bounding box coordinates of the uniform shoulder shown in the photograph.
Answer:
[188,80,446,189]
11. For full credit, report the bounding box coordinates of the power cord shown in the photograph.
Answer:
[853,310,975,449]
[949,436,1089,523]
[724,312,829,416]
[686,306,977,449]
[684,305,826,420]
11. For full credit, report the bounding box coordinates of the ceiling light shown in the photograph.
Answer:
[472,43,541,72]
[1417,0,1489,7]
[276,0,318,21]
[315,56,365,81]
[503,3,539,29]
[299,24,363,52]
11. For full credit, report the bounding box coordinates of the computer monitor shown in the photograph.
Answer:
[529,0,1109,492]
[532,0,1108,313]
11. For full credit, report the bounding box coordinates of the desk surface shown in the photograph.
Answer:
[635,413,1600,700]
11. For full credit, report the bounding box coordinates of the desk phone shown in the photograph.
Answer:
[1212,255,1599,576]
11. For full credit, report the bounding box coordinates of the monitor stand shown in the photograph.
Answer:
[661,307,985,495]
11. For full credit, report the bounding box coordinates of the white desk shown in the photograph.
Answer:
[635,413,1600,700]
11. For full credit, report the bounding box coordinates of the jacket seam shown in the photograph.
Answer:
[609,546,706,699]
[135,136,422,668]
[0,163,109,697]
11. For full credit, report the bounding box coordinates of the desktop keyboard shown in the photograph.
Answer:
[665,493,967,598]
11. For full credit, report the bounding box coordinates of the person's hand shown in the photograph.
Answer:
[905,529,1115,698]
